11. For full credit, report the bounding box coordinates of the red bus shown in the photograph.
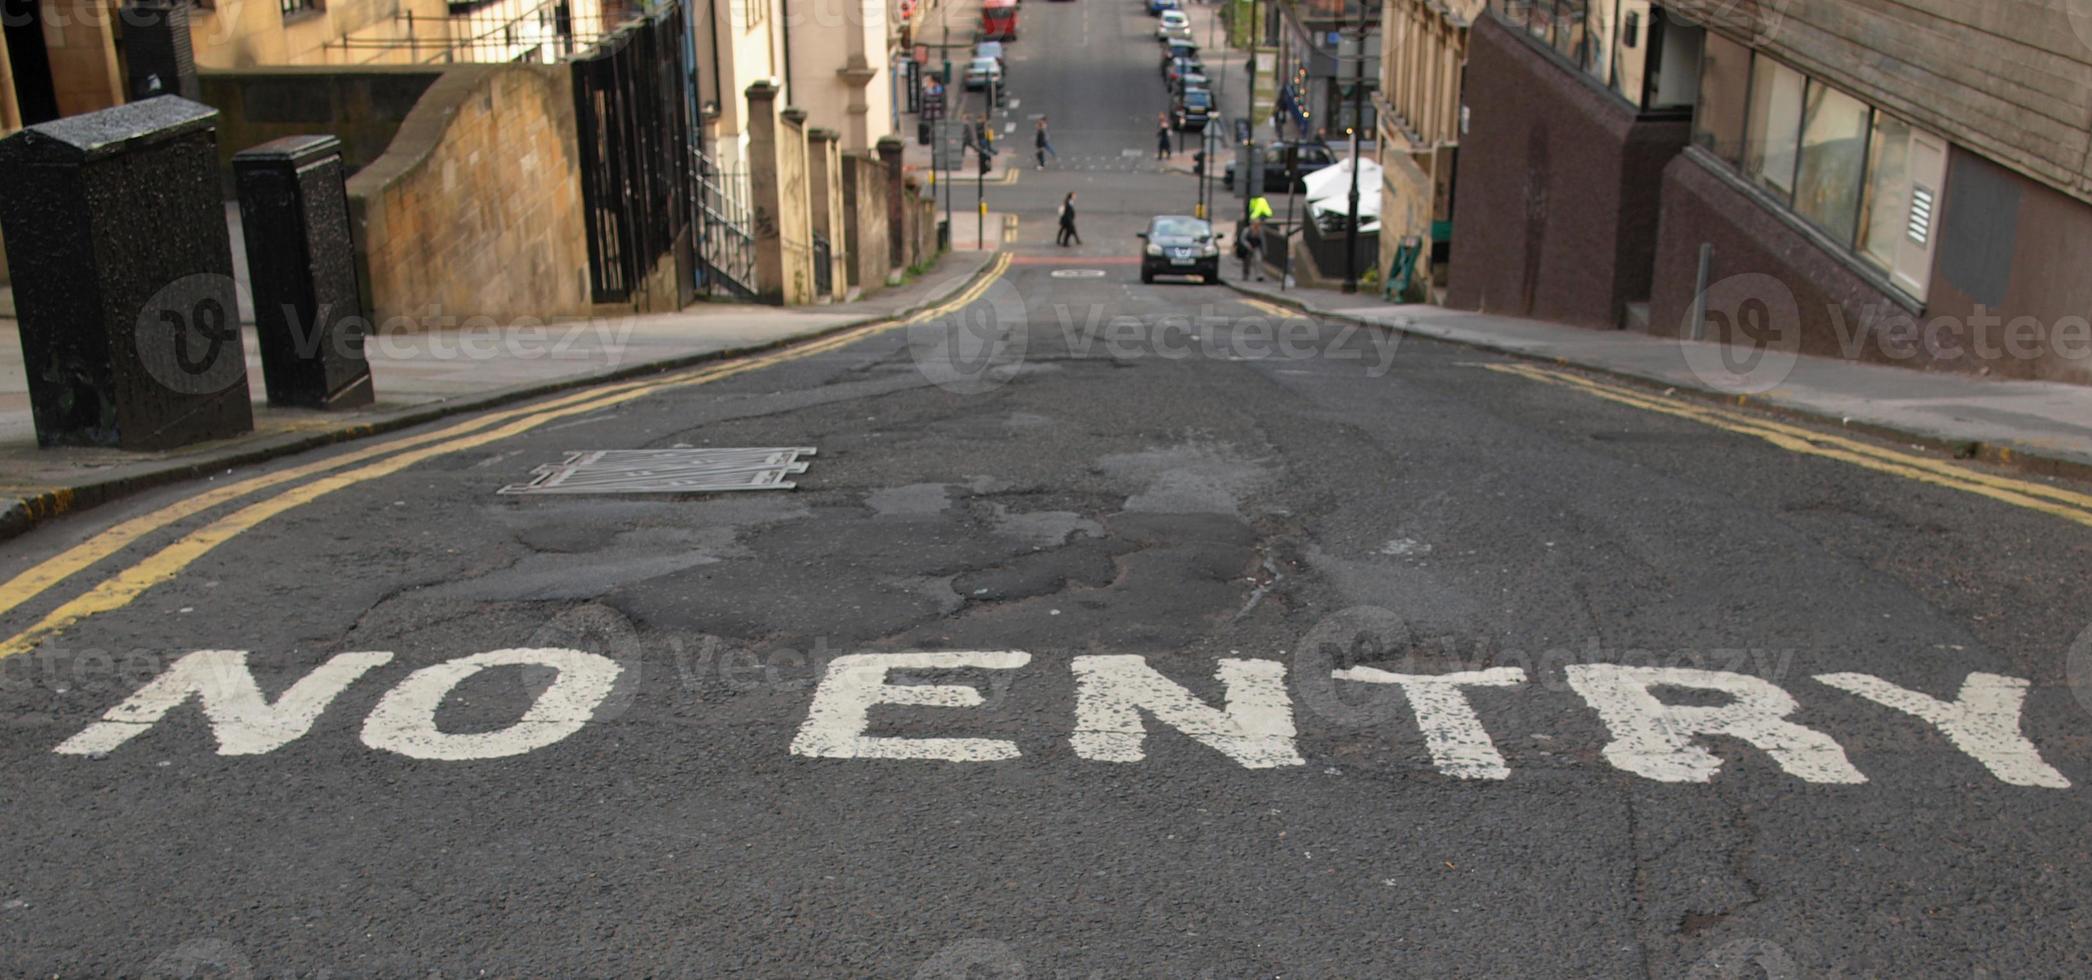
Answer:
[981,0,1018,41]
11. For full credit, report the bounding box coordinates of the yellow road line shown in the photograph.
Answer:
[0,377,691,622]
[1489,363,2092,529]
[1241,298,1299,320]
[1491,363,2092,512]
[0,254,1011,659]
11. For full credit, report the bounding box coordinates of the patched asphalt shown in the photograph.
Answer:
[1,4,2090,977]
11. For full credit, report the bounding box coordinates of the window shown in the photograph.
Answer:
[279,0,317,16]
[1858,113,1913,271]
[1487,0,1679,111]
[746,0,766,29]
[1691,38,1947,299]
[1585,0,1617,92]
[1692,32,1749,163]
[1858,119,1946,296]
[1743,56,1804,200]
[1528,1,1555,47]
[1555,0,1588,64]
[1793,82,1870,246]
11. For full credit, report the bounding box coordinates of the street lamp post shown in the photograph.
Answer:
[1240,0,1259,280]
[1341,6,1366,294]
[942,11,953,237]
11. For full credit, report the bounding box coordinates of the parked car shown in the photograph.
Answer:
[1164,59,1206,88]
[1154,10,1189,38]
[1159,40,1199,73]
[963,56,1004,91]
[1223,140,1337,192]
[975,40,1005,62]
[1146,0,1178,15]
[1170,87,1214,131]
[1137,215,1221,284]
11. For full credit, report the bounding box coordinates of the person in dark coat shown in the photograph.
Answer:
[1035,117,1056,169]
[1155,114,1174,160]
[1057,192,1082,247]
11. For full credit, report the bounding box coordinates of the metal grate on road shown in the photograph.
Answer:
[498,448,817,495]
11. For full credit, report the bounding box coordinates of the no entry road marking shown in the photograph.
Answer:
[52,648,2075,791]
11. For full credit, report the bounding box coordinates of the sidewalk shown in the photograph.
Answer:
[1225,278,2092,480]
[0,250,1001,537]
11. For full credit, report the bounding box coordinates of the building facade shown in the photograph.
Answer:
[1651,0,2092,385]
[1273,0,1379,139]
[1374,0,1482,299]
[1444,1,1703,329]
[1448,0,2092,386]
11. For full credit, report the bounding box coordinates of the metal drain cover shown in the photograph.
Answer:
[499,448,817,495]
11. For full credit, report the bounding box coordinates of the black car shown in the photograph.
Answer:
[1137,215,1221,284]
[1170,88,1213,131]
[1223,140,1337,192]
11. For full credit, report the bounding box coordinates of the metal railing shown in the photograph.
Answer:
[811,232,834,299]
[322,0,641,65]
[692,147,759,300]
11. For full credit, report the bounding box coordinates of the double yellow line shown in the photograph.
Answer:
[0,254,1013,659]
[1240,298,1300,320]
[1490,363,2092,529]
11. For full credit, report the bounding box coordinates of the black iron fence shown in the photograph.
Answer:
[323,0,639,64]
[570,3,691,305]
[811,231,833,299]
[691,147,758,300]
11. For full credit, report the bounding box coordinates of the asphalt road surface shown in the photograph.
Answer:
[3,4,2091,978]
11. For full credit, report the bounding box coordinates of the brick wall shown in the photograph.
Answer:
[1444,18,1689,329]
[345,66,590,325]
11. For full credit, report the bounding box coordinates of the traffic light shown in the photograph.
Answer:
[978,147,993,176]
[1192,150,1205,177]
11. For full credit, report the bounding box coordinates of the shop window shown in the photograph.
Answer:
[1743,56,1804,201]
[1693,31,1749,163]
[1793,82,1870,246]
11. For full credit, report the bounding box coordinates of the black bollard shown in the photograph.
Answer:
[233,136,375,410]
[0,97,253,450]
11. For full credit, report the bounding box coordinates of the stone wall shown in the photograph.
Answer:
[840,151,890,291]
[39,1,123,119]
[748,83,816,305]
[345,65,590,326]
[200,67,444,188]
[807,128,849,302]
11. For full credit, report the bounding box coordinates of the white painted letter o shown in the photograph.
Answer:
[362,648,623,761]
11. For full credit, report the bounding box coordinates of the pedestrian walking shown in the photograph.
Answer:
[1058,192,1082,247]
[1156,114,1174,160]
[1035,117,1057,169]
[1247,218,1269,281]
